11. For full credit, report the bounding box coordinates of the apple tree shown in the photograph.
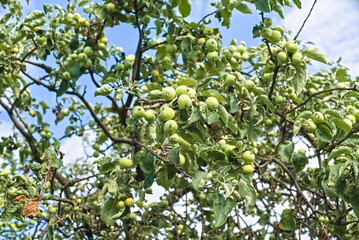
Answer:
[0,0,358,239]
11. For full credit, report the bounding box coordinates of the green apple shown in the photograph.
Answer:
[304,119,317,133]
[176,85,188,96]
[29,109,36,117]
[205,39,218,51]
[162,87,176,101]
[205,97,219,111]
[206,51,219,61]
[178,94,192,109]
[179,154,186,165]
[242,151,255,164]
[285,40,299,53]
[83,46,93,56]
[269,30,282,43]
[78,53,87,62]
[165,44,177,54]
[177,224,184,231]
[224,145,236,156]
[106,2,116,12]
[151,70,160,79]
[292,52,302,65]
[62,71,71,80]
[275,95,284,104]
[160,107,175,121]
[312,112,325,124]
[125,197,134,206]
[237,45,246,54]
[244,80,255,90]
[48,207,57,214]
[261,27,272,39]
[265,119,272,126]
[277,51,287,63]
[198,37,206,45]
[0,169,11,177]
[164,120,178,134]
[263,18,272,27]
[118,201,125,208]
[242,165,254,174]
[225,74,236,86]
[144,110,156,123]
[133,106,145,119]
[203,27,214,35]
[119,157,133,169]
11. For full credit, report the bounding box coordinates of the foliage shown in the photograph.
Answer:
[0,0,358,239]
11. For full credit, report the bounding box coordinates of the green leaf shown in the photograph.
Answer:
[235,3,252,14]
[202,89,226,103]
[138,151,155,174]
[237,177,257,210]
[210,193,236,227]
[303,48,330,64]
[192,171,208,192]
[333,118,351,133]
[169,147,180,164]
[218,105,229,125]
[255,0,270,12]
[291,152,308,172]
[227,114,238,133]
[327,146,353,161]
[144,174,155,189]
[315,123,333,143]
[177,77,197,86]
[156,166,174,190]
[278,142,294,162]
[100,198,123,226]
[325,109,342,119]
[257,94,274,113]
[99,162,115,174]
[279,209,296,231]
[178,0,191,17]
[293,0,302,8]
[208,112,220,124]
[292,65,307,94]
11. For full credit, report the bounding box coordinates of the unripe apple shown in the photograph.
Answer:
[106,2,116,12]
[165,44,177,54]
[242,151,255,164]
[162,87,176,101]
[78,17,88,27]
[312,112,325,124]
[164,120,178,134]
[179,154,186,165]
[263,18,272,27]
[275,95,284,104]
[176,85,188,96]
[93,151,100,157]
[118,201,125,208]
[119,157,133,169]
[125,197,134,206]
[78,53,87,62]
[197,37,206,45]
[242,164,254,174]
[244,80,255,90]
[62,71,71,80]
[269,30,282,43]
[265,119,273,126]
[187,88,196,98]
[261,27,272,39]
[285,40,299,53]
[224,145,236,156]
[151,69,160,79]
[160,107,175,121]
[225,74,236,86]
[304,119,317,133]
[132,106,145,119]
[203,27,214,35]
[0,169,11,177]
[291,52,303,66]
[277,51,287,63]
[29,109,36,117]
[83,46,93,56]
[144,110,156,123]
[206,51,219,61]
[205,97,219,111]
[178,94,192,109]
[177,224,184,231]
[205,39,218,51]
[136,201,144,208]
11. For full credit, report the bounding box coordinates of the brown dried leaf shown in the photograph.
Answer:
[14,195,26,204]
[22,201,39,217]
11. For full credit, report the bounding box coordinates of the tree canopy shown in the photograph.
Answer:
[0,0,358,239]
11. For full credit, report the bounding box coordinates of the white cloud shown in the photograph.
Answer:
[60,135,88,164]
[283,0,359,75]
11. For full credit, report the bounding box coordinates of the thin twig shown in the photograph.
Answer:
[294,0,318,40]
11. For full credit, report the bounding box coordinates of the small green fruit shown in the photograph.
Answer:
[133,106,145,119]
[160,107,175,121]
[261,27,272,39]
[162,87,176,101]
[106,3,116,12]
[269,30,282,43]
[277,52,287,63]
[144,110,156,123]
[263,18,272,27]
[291,52,303,66]
[275,95,283,104]
[312,112,325,124]
[242,151,255,164]
[205,97,219,111]
[83,46,93,56]
[176,85,188,96]
[118,201,125,208]
[285,40,299,53]
[203,27,214,35]
[62,71,71,80]
[179,154,185,165]
[119,157,133,169]
[125,197,135,207]
[205,39,218,51]
[304,119,317,133]
[29,109,36,117]
[164,120,178,134]
[242,165,254,174]
[178,95,192,109]
[225,74,236,86]
[244,80,255,90]
[206,51,219,61]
